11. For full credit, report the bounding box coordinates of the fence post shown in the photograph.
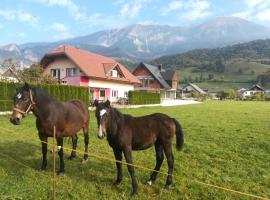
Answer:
[52,126,56,200]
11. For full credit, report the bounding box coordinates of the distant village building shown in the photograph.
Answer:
[40,45,140,102]
[181,83,206,98]
[0,67,19,82]
[238,84,265,99]
[203,88,220,99]
[132,63,178,99]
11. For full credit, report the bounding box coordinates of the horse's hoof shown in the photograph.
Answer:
[81,158,88,164]
[130,191,138,197]
[68,156,76,160]
[164,184,173,189]
[57,171,65,176]
[147,180,153,185]
[113,179,122,186]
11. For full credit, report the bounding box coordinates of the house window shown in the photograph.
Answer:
[124,92,128,98]
[100,89,105,100]
[111,69,118,77]
[112,90,118,98]
[141,78,153,88]
[51,69,60,79]
[67,68,77,77]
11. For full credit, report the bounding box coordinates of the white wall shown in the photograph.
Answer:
[89,79,134,102]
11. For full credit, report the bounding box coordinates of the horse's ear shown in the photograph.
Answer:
[93,99,99,107]
[104,100,111,107]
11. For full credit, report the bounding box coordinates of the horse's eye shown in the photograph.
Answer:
[23,98,28,102]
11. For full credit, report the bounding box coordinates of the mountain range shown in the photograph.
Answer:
[1,16,270,67]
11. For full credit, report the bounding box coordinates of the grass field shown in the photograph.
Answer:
[0,101,270,200]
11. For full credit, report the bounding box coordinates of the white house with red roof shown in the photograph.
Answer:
[40,45,140,102]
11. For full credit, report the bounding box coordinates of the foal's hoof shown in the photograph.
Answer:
[81,158,88,164]
[39,166,47,171]
[147,180,153,185]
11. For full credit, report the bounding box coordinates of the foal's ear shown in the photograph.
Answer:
[23,82,30,91]
[104,100,111,107]
[93,99,99,107]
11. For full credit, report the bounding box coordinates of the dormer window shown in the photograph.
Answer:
[111,69,118,78]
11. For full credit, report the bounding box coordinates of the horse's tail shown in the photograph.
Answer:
[172,118,184,151]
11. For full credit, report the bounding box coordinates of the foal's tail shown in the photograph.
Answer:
[172,118,184,151]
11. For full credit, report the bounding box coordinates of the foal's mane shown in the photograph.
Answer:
[109,107,125,121]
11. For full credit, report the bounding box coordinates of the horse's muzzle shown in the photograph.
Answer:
[10,117,21,125]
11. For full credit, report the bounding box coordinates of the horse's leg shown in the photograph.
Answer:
[163,143,174,189]
[68,134,78,160]
[123,147,138,196]
[39,136,48,170]
[82,126,89,162]
[112,147,123,185]
[56,137,65,174]
[148,142,164,185]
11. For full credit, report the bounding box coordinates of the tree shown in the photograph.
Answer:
[215,58,225,73]
[20,63,56,84]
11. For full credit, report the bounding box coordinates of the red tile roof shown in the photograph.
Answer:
[41,45,140,84]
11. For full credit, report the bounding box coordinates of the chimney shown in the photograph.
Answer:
[158,64,163,72]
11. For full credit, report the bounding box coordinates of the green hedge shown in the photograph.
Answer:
[0,82,89,111]
[128,91,160,105]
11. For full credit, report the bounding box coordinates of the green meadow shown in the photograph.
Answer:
[0,101,269,200]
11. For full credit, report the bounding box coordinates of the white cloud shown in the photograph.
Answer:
[53,32,73,40]
[50,23,68,31]
[232,0,270,23]
[0,10,16,20]
[178,0,212,21]
[118,0,152,19]
[232,11,251,19]
[161,1,183,16]
[244,0,267,8]
[0,9,38,27]
[256,8,270,21]
[37,0,82,20]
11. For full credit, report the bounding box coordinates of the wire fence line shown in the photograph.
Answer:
[0,126,269,200]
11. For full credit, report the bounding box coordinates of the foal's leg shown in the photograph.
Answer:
[82,126,89,161]
[148,142,164,185]
[68,134,78,160]
[163,143,174,189]
[39,136,48,170]
[112,148,123,185]
[56,137,65,174]
[123,147,138,196]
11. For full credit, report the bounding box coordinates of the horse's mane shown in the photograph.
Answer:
[33,88,55,103]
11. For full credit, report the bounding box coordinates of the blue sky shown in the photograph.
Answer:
[1,0,270,45]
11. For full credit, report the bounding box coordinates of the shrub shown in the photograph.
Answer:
[0,82,89,111]
[128,91,160,105]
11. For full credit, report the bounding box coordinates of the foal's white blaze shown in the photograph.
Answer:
[98,124,103,138]
[100,109,106,117]
[98,109,107,138]
[17,93,22,99]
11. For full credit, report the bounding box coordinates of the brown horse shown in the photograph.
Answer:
[94,100,184,196]
[10,83,90,174]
